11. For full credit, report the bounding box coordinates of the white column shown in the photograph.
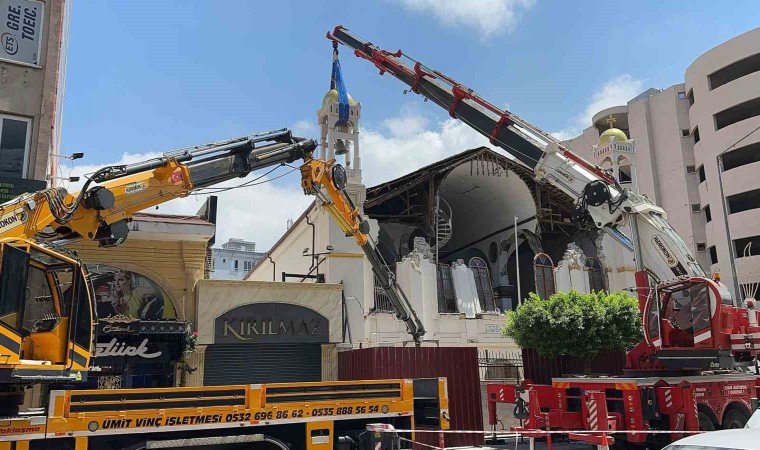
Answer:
[326,125,335,160]
[352,129,361,173]
[319,117,328,160]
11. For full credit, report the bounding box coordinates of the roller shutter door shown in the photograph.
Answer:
[203,343,322,386]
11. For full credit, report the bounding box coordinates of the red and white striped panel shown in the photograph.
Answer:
[730,332,760,350]
[694,329,712,344]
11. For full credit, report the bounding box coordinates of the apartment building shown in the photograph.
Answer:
[566,27,760,299]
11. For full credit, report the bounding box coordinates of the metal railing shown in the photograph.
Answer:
[436,264,458,313]
[478,350,522,381]
[373,274,395,312]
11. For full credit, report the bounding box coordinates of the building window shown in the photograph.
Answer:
[714,96,760,130]
[677,91,687,100]
[373,274,394,312]
[233,260,239,270]
[704,204,712,223]
[708,52,760,90]
[686,165,696,174]
[243,260,253,272]
[533,253,555,300]
[709,246,718,265]
[697,243,707,252]
[693,127,700,144]
[734,235,760,257]
[721,141,760,172]
[436,264,458,313]
[585,257,606,292]
[691,203,701,213]
[687,89,695,106]
[681,129,691,138]
[469,257,496,312]
[698,165,706,183]
[0,115,32,178]
[727,188,760,214]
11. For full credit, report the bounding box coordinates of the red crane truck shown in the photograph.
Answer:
[328,26,760,449]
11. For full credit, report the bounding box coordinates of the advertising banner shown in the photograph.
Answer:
[0,0,44,66]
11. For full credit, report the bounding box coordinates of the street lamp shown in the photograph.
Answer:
[50,152,84,160]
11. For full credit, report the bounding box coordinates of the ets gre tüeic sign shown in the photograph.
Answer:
[1,0,43,67]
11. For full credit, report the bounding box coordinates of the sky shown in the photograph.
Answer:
[59,1,760,249]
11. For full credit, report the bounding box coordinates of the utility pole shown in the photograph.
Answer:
[716,155,742,305]
[515,215,521,306]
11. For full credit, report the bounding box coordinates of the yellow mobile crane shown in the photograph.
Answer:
[0,129,447,450]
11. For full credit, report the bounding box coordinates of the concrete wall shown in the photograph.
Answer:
[0,0,64,181]
[686,27,760,294]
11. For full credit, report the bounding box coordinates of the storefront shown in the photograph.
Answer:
[90,318,186,389]
[65,211,215,388]
[189,280,344,387]
[83,264,187,389]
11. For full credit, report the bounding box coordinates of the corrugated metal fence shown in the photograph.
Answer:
[521,348,626,385]
[338,347,483,447]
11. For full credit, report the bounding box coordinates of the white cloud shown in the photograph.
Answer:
[291,119,317,136]
[552,74,643,141]
[360,111,494,186]
[400,0,535,38]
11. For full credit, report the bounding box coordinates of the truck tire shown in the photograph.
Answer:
[698,411,716,431]
[722,408,750,429]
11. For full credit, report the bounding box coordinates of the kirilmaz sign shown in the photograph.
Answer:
[0,0,44,66]
[214,303,329,344]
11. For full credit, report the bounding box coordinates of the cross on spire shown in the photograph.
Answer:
[605,115,616,129]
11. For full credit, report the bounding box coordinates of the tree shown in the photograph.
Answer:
[504,290,642,358]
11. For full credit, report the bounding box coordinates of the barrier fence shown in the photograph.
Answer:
[366,426,705,450]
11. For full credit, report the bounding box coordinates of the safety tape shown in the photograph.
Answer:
[374,428,705,435]
[398,436,441,450]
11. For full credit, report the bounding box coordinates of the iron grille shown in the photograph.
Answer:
[436,264,458,313]
[373,274,394,312]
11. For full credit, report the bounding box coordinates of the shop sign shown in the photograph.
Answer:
[0,0,44,66]
[214,302,329,344]
[96,338,162,359]
[0,178,46,203]
[93,336,180,365]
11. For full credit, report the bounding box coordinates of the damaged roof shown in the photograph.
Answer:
[366,146,575,212]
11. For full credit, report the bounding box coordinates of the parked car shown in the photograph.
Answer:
[663,429,760,449]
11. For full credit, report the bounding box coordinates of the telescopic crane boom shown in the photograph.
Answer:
[300,158,426,343]
[326,25,707,289]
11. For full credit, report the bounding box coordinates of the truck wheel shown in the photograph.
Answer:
[722,408,750,429]
[698,411,716,431]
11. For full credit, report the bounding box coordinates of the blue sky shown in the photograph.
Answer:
[62,1,760,247]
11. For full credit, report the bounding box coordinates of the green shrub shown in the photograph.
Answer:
[504,290,642,358]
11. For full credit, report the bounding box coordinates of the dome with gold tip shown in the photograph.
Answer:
[598,115,628,145]
[599,127,628,145]
[323,89,358,108]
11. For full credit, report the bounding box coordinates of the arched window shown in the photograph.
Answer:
[617,156,632,183]
[533,253,556,300]
[585,257,606,292]
[469,257,496,312]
